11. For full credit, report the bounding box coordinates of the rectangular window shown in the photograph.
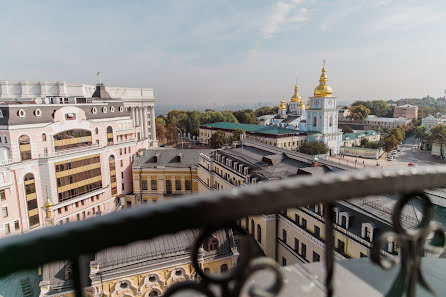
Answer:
[341,215,347,228]
[121,172,124,179]
[302,218,307,229]
[14,220,19,230]
[185,180,191,191]
[122,183,125,191]
[314,226,320,238]
[282,257,287,267]
[175,180,181,191]
[313,116,317,127]
[120,160,123,167]
[295,214,300,224]
[294,238,299,253]
[0,190,5,201]
[2,207,7,218]
[126,201,131,207]
[141,180,148,190]
[313,251,320,262]
[4,224,10,234]
[151,180,157,190]
[282,229,287,243]
[337,239,345,253]
[301,243,307,259]
[77,214,80,221]
[166,180,172,194]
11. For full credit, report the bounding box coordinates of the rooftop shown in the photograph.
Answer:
[133,149,213,168]
[342,130,380,141]
[200,122,304,135]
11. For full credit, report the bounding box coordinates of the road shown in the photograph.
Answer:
[380,136,442,167]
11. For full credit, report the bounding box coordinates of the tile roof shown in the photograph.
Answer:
[200,122,303,135]
[342,130,379,141]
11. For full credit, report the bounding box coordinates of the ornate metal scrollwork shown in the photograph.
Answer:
[163,225,283,297]
[371,193,446,297]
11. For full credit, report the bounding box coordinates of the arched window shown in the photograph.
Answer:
[109,155,117,196]
[18,109,26,117]
[203,236,219,251]
[24,173,40,228]
[106,126,114,144]
[19,135,31,160]
[53,129,91,151]
[149,291,159,296]
[95,127,99,135]
[250,219,254,235]
[42,133,47,141]
[257,224,262,243]
[220,264,229,272]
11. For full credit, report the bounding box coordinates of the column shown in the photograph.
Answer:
[139,107,145,138]
[150,106,157,142]
[143,107,149,139]
[134,107,139,127]
[131,107,136,127]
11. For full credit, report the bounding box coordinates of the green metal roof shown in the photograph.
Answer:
[342,130,380,141]
[200,122,303,135]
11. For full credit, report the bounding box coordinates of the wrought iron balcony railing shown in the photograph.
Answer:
[1,166,446,297]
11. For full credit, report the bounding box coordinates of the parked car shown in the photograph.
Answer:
[408,163,415,167]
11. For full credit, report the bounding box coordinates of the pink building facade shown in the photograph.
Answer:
[0,82,157,237]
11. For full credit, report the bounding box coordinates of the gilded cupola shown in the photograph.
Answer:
[290,84,302,103]
[313,67,333,97]
[278,99,287,111]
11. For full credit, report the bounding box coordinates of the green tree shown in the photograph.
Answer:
[390,127,405,142]
[255,106,275,117]
[428,124,446,145]
[155,117,167,143]
[300,141,330,155]
[342,126,353,133]
[360,138,369,147]
[413,126,428,141]
[364,141,380,149]
[209,131,226,148]
[232,129,246,141]
[352,100,392,117]
[349,105,370,120]
[383,134,398,153]
[233,109,257,124]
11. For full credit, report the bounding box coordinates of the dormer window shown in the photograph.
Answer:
[18,109,26,117]
[361,223,374,242]
[102,107,107,113]
[91,107,97,114]
[339,212,349,229]
[34,108,42,117]
[110,106,115,112]
[314,203,323,216]
[119,106,124,112]
[65,113,76,120]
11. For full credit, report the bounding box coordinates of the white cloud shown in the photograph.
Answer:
[372,6,446,31]
[263,0,309,39]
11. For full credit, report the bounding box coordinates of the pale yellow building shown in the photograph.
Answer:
[39,230,238,297]
[125,149,212,206]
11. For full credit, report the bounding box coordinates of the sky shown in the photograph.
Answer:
[1,0,446,105]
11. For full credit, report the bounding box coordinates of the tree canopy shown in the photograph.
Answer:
[352,100,392,117]
[300,141,329,155]
[232,129,246,141]
[209,131,226,149]
[428,124,446,144]
[349,105,370,120]
[342,126,353,134]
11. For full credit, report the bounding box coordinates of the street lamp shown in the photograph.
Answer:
[176,127,184,149]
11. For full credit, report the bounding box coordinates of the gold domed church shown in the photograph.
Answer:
[306,66,342,155]
[271,84,308,130]
[268,64,341,155]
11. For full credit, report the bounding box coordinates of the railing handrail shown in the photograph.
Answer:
[1,165,446,278]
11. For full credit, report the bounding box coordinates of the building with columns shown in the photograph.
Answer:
[0,81,157,238]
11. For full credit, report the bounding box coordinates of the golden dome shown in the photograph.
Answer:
[44,196,54,208]
[279,99,287,110]
[297,100,305,109]
[290,84,302,102]
[313,67,333,97]
[306,100,310,109]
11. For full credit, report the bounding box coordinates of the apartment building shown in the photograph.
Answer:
[197,141,405,265]
[0,82,157,237]
[199,122,307,151]
[126,149,212,206]
[393,104,418,120]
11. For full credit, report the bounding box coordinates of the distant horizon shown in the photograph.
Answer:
[2,1,446,104]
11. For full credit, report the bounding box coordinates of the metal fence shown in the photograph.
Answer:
[1,166,446,297]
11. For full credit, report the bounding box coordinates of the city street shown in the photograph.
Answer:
[329,136,445,169]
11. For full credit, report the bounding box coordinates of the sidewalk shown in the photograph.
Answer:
[328,155,382,169]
